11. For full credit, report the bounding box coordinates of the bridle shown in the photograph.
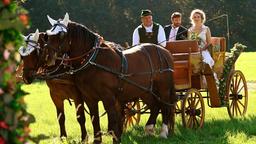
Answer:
[35,35,101,79]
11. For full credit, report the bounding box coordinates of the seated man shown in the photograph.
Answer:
[164,12,187,41]
[132,9,166,47]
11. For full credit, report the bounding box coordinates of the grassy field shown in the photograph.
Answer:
[22,52,256,144]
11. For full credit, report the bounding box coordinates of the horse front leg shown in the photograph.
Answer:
[103,98,122,144]
[159,87,176,138]
[74,99,87,142]
[50,93,67,138]
[145,103,160,136]
[86,101,101,144]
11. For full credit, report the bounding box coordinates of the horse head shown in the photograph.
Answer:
[44,13,98,66]
[19,29,48,84]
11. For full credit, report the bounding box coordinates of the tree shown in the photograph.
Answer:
[0,0,34,143]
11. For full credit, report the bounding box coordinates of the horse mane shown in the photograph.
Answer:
[66,21,124,52]
[67,21,98,51]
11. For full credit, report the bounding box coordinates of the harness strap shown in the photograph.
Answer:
[141,47,154,91]
[114,47,128,93]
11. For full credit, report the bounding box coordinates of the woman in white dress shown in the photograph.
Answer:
[188,9,218,83]
[188,9,214,67]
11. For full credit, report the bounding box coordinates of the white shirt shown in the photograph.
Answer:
[132,24,166,47]
[168,26,179,42]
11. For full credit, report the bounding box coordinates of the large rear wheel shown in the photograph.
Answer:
[226,70,248,118]
[181,89,205,129]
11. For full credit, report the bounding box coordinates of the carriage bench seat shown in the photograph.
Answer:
[166,40,199,54]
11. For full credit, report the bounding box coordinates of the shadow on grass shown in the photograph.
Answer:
[122,115,256,144]
[29,134,50,144]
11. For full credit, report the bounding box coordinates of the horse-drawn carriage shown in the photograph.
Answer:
[19,13,248,143]
[124,37,248,129]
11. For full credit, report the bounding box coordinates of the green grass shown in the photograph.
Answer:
[236,52,256,81]
[22,52,256,144]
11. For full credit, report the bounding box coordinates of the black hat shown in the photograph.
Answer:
[141,9,152,17]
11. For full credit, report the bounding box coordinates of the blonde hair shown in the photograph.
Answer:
[190,9,206,25]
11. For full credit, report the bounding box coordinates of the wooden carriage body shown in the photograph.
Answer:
[166,37,226,92]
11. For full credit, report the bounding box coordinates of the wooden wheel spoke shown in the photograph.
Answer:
[236,101,242,115]
[130,118,134,126]
[186,116,191,127]
[187,98,192,108]
[194,116,200,127]
[196,115,202,120]
[125,118,129,125]
[231,78,235,92]
[232,100,235,115]
[191,94,196,106]
[234,101,238,116]
[230,85,235,94]
[237,85,245,94]
[192,116,197,128]
[235,76,242,92]
[234,74,238,90]
[237,100,245,109]
[230,100,234,110]
[194,98,200,108]
[133,116,138,123]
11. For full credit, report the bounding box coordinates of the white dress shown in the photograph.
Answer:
[190,25,215,68]
[190,25,219,84]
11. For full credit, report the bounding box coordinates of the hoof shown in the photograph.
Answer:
[159,124,168,139]
[145,124,155,136]
[81,136,89,144]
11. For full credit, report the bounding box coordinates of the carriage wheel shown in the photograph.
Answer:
[123,100,141,131]
[226,70,248,118]
[175,100,182,115]
[181,89,205,129]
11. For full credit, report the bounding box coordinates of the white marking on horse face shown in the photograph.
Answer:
[19,29,40,56]
[46,13,69,36]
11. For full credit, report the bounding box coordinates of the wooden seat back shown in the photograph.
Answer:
[166,40,199,54]
[211,37,226,52]
[211,37,226,79]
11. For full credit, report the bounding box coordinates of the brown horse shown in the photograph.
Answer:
[18,30,87,141]
[43,14,176,144]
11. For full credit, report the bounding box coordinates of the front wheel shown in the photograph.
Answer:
[226,70,248,118]
[181,89,205,129]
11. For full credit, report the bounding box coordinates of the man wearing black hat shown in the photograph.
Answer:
[164,12,187,41]
[132,9,166,47]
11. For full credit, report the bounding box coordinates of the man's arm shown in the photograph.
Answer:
[132,27,140,46]
[158,25,166,47]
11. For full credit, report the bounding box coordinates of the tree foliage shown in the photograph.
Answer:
[23,0,255,51]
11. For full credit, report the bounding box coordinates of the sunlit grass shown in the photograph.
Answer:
[23,52,256,144]
[236,52,256,81]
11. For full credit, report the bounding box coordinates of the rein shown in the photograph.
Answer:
[56,48,96,62]
[35,46,100,79]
